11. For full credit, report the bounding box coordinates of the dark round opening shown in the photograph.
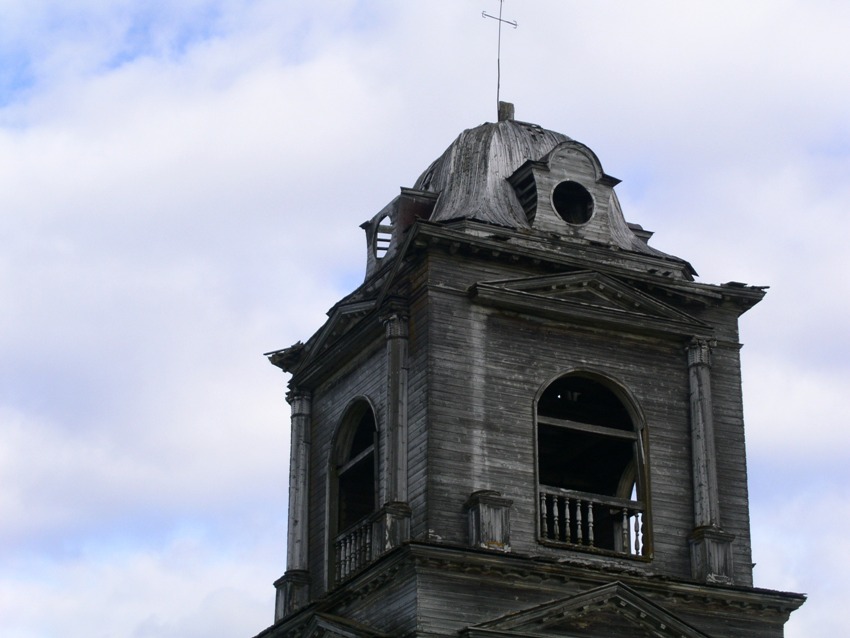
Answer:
[552,181,593,224]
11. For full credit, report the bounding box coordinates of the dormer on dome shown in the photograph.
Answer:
[508,139,652,255]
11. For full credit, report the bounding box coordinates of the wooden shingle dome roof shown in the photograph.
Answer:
[413,118,571,229]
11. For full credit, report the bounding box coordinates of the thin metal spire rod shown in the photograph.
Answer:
[482,0,517,113]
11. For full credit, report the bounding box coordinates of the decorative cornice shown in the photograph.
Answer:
[267,342,306,372]
[402,542,805,614]
[254,542,804,638]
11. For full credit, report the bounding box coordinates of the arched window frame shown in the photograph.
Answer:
[327,398,380,585]
[534,371,651,559]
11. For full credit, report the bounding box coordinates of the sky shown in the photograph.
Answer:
[1,1,847,636]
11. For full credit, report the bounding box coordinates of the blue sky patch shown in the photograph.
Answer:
[102,3,226,71]
[0,50,35,108]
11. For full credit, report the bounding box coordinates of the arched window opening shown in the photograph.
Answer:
[375,215,393,259]
[337,410,377,531]
[537,374,647,557]
[330,401,378,584]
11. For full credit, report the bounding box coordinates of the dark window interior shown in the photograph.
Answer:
[337,411,376,532]
[537,377,635,495]
[537,376,640,552]
[538,423,634,495]
[552,181,593,225]
[538,375,632,430]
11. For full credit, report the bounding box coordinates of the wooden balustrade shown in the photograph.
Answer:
[539,486,644,557]
[334,517,374,582]
[332,502,411,585]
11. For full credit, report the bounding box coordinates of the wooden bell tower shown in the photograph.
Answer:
[255,105,804,638]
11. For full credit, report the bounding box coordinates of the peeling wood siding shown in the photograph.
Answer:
[331,562,419,636]
[407,273,431,542]
[711,342,755,586]
[417,566,580,635]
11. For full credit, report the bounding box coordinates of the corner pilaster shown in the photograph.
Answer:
[687,339,734,584]
[383,308,409,507]
[276,388,311,619]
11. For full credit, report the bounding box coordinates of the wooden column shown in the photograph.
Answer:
[687,339,734,584]
[384,310,409,505]
[274,388,311,621]
[688,339,720,528]
[380,309,411,549]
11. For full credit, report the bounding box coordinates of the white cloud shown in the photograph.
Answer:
[0,527,277,638]
[752,489,849,637]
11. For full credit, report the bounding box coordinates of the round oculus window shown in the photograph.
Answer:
[552,181,593,225]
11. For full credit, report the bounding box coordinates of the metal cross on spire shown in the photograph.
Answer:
[482,0,517,115]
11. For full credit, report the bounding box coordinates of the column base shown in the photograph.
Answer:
[273,569,310,622]
[374,501,412,554]
[464,490,513,552]
[689,526,735,584]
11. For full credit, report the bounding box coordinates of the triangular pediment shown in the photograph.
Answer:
[269,298,378,374]
[470,271,711,337]
[465,582,711,638]
[308,299,377,360]
[301,612,390,638]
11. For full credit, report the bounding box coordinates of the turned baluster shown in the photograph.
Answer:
[621,508,630,552]
[364,524,372,563]
[338,536,345,580]
[634,512,643,556]
[335,539,343,581]
[539,493,548,539]
[552,496,561,540]
[344,535,352,577]
[575,499,583,544]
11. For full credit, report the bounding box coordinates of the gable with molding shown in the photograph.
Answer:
[299,613,390,638]
[469,271,712,338]
[463,581,711,638]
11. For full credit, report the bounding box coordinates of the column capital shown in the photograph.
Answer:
[382,311,409,339]
[286,388,312,412]
[687,338,714,367]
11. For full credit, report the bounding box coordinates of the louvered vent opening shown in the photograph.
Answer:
[508,164,539,224]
